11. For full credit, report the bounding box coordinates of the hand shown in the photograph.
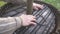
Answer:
[33,3,44,10]
[20,14,36,26]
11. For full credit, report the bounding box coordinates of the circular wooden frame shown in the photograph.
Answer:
[0,1,57,34]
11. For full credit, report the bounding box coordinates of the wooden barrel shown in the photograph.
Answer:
[0,1,56,34]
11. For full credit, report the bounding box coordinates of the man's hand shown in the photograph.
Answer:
[33,3,44,10]
[20,14,36,26]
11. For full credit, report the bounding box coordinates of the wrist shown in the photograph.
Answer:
[14,17,22,29]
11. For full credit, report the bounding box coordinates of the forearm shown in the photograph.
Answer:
[0,17,22,34]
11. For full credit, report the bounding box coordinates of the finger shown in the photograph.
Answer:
[30,22,36,25]
[32,16,36,19]
[33,6,39,10]
[28,15,36,19]
[31,19,36,22]
[36,4,44,9]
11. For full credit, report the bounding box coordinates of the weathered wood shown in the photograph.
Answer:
[0,1,55,34]
[27,0,34,14]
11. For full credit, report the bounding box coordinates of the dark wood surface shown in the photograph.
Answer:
[0,1,56,34]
